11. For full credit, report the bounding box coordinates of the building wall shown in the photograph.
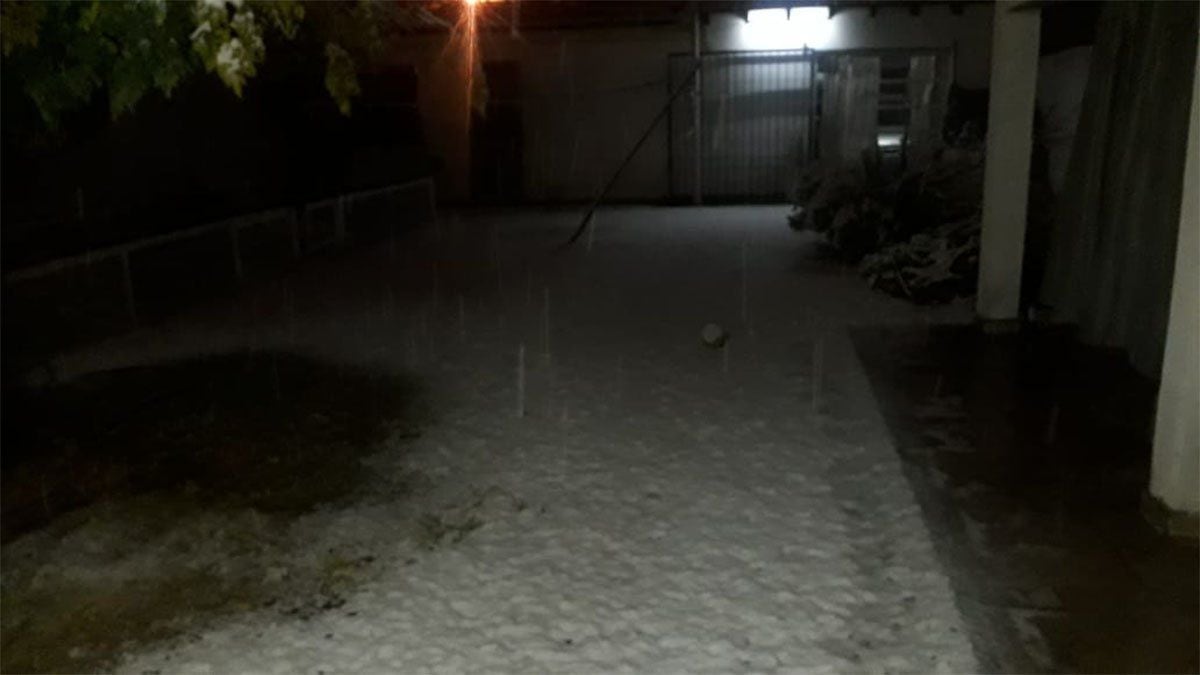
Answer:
[392,6,993,203]
[1039,1,1198,378]
[506,27,692,202]
[1150,48,1200,517]
[388,26,689,202]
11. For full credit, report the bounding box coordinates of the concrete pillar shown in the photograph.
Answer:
[1149,51,1200,524]
[692,6,703,205]
[976,3,1041,321]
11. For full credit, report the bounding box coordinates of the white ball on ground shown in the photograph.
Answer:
[701,323,729,348]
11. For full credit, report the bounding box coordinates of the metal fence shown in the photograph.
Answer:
[669,49,818,202]
[668,47,954,203]
[3,178,437,366]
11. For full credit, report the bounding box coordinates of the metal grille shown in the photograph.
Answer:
[669,50,817,202]
[668,48,955,203]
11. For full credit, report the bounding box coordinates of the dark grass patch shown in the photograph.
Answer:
[5,562,262,675]
[1,352,424,673]
[2,351,422,542]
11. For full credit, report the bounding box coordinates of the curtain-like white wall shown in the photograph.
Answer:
[1040,2,1199,376]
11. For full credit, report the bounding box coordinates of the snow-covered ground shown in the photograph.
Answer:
[58,206,975,673]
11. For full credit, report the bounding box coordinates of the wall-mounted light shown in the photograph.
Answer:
[789,6,834,49]
[747,7,789,25]
[739,5,833,50]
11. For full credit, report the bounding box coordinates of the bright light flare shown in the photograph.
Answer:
[449,0,492,125]
[464,0,477,115]
[747,7,788,25]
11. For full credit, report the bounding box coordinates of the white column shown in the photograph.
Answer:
[976,3,1041,321]
[692,7,703,205]
[1149,52,1200,518]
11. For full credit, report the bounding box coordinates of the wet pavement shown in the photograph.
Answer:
[853,323,1199,673]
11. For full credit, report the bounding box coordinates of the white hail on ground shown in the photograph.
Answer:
[59,206,974,674]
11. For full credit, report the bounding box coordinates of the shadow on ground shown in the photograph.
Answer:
[1,352,424,674]
[853,324,1199,674]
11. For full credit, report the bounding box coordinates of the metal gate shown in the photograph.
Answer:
[668,48,954,203]
[669,50,818,203]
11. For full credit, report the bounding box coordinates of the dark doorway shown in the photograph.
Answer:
[470,61,524,202]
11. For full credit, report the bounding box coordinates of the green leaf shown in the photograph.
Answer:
[323,42,359,116]
[0,1,46,55]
